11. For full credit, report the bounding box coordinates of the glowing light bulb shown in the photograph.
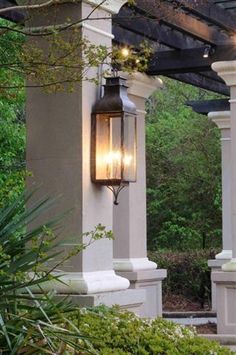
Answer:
[121,47,130,58]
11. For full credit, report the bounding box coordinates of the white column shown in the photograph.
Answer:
[26,0,130,294]
[113,72,163,271]
[208,111,232,260]
[212,61,236,271]
[112,73,166,318]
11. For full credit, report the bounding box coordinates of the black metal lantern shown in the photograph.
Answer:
[91,76,137,204]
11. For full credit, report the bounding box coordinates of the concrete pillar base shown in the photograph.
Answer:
[37,271,130,294]
[116,269,167,318]
[208,259,230,311]
[113,257,157,272]
[222,259,236,271]
[212,271,236,335]
[55,289,146,316]
[215,250,232,260]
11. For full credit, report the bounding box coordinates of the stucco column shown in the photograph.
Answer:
[26,0,130,294]
[208,111,232,260]
[208,111,232,311]
[113,72,162,271]
[212,61,236,271]
[113,73,167,318]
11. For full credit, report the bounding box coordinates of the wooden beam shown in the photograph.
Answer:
[134,0,229,44]
[186,99,230,115]
[170,0,236,34]
[147,44,236,75]
[165,73,230,96]
[113,7,200,49]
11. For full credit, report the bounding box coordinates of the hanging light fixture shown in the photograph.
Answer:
[91,76,137,205]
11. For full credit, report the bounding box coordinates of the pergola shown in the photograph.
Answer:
[1,0,236,341]
[3,0,236,96]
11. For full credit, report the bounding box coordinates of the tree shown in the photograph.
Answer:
[146,77,222,251]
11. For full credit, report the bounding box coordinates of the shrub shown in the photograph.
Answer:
[0,192,112,354]
[148,249,217,307]
[72,306,233,354]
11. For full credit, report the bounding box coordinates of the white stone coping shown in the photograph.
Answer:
[208,111,230,130]
[113,257,157,272]
[118,268,167,282]
[208,258,231,268]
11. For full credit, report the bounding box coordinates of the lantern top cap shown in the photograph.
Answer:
[92,76,137,115]
[103,76,128,88]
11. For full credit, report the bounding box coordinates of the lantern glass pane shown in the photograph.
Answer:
[123,114,136,182]
[96,114,122,181]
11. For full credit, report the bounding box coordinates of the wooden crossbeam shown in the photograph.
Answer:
[113,7,200,49]
[147,44,236,75]
[134,0,228,44]
[166,73,230,96]
[186,99,230,115]
[169,0,236,34]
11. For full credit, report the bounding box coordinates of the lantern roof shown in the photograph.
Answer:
[92,76,136,115]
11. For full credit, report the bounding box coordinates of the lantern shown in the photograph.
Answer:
[91,76,137,204]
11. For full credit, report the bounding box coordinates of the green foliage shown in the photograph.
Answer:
[0,192,112,354]
[72,305,233,355]
[146,77,222,251]
[149,249,217,307]
[0,19,26,207]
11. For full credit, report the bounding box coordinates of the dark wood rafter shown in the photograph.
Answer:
[186,99,230,114]
[147,44,236,75]
[166,73,230,96]
[113,7,201,50]
[168,0,236,34]
[133,0,229,44]
[0,0,235,95]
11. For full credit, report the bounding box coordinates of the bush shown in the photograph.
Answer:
[72,306,233,354]
[148,249,217,307]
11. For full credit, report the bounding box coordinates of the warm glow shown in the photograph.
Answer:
[123,154,133,166]
[105,150,122,164]
[121,47,130,58]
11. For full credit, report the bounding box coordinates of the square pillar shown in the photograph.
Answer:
[26,1,143,304]
[212,60,236,335]
[208,111,232,311]
[113,72,167,318]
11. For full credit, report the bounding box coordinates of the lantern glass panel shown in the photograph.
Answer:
[123,114,136,182]
[95,114,122,181]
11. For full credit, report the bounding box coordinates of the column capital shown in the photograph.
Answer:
[83,0,128,14]
[126,72,163,99]
[208,111,230,130]
[212,61,236,86]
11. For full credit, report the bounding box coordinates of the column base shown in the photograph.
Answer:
[113,257,157,271]
[58,288,146,316]
[208,259,230,311]
[212,271,236,335]
[116,269,167,318]
[215,250,232,260]
[34,270,130,294]
[222,258,236,271]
